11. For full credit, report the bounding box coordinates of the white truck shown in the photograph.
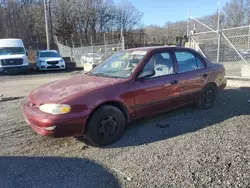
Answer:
[0,38,30,74]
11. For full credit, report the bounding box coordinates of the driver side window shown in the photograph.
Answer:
[141,52,174,78]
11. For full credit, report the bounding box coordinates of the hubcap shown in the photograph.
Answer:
[98,116,118,138]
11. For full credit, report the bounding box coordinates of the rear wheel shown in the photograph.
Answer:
[196,84,217,109]
[85,105,125,147]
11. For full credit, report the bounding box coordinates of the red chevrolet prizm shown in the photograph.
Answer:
[23,47,227,146]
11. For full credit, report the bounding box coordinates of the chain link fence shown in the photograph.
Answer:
[56,36,125,67]
[188,15,250,78]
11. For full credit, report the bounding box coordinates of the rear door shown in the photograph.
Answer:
[134,51,180,118]
[173,49,208,104]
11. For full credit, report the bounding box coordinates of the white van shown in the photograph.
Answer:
[0,38,30,73]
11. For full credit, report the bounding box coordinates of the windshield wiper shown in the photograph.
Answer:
[94,73,118,79]
[85,72,95,76]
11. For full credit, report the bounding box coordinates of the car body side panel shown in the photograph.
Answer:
[23,47,227,138]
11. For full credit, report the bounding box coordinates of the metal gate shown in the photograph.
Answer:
[55,35,125,66]
[188,12,250,78]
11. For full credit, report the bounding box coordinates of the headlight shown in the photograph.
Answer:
[59,59,64,63]
[40,61,46,64]
[23,59,29,65]
[39,104,71,114]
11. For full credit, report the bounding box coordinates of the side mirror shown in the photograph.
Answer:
[26,52,28,56]
[137,69,155,80]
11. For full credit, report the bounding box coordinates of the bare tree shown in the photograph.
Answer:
[53,0,77,44]
[0,0,143,46]
[223,0,250,27]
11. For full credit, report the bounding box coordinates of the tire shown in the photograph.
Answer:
[196,84,217,109]
[85,105,126,147]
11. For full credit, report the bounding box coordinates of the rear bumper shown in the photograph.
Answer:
[23,100,89,137]
[218,78,227,91]
[0,65,30,73]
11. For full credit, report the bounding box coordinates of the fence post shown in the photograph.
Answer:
[91,36,94,64]
[71,34,74,61]
[216,2,221,63]
[80,38,83,55]
[121,28,125,50]
[122,35,125,50]
[104,33,107,58]
[187,10,190,48]
[248,24,250,50]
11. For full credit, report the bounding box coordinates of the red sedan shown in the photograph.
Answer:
[23,47,227,146]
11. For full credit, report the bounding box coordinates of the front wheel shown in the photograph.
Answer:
[85,105,126,147]
[196,84,217,109]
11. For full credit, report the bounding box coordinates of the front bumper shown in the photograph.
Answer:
[23,100,88,137]
[0,65,30,74]
[37,62,65,71]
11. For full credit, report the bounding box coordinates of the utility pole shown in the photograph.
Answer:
[216,1,221,63]
[44,0,50,50]
[48,0,54,45]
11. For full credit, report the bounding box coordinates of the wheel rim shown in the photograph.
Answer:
[98,116,118,139]
[203,88,213,105]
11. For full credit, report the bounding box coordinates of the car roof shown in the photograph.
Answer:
[39,50,58,53]
[123,46,190,52]
[0,38,24,48]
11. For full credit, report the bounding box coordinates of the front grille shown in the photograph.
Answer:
[1,59,23,66]
[47,66,60,69]
[47,61,58,64]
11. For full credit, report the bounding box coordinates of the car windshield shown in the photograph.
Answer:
[0,47,25,55]
[89,50,147,78]
[40,51,60,57]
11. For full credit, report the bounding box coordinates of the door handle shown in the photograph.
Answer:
[198,73,208,78]
[203,73,208,78]
[171,80,179,85]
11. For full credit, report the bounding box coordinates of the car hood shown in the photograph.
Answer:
[29,74,122,105]
[39,57,63,61]
[0,54,26,60]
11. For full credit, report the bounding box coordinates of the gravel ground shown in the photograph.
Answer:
[0,69,83,81]
[0,73,250,188]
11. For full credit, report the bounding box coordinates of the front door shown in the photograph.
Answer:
[134,51,180,118]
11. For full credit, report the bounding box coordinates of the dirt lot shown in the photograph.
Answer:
[0,73,250,188]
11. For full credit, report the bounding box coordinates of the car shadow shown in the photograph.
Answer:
[0,156,120,188]
[105,87,250,148]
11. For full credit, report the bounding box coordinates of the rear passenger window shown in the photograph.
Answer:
[196,56,205,68]
[175,52,205,73]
